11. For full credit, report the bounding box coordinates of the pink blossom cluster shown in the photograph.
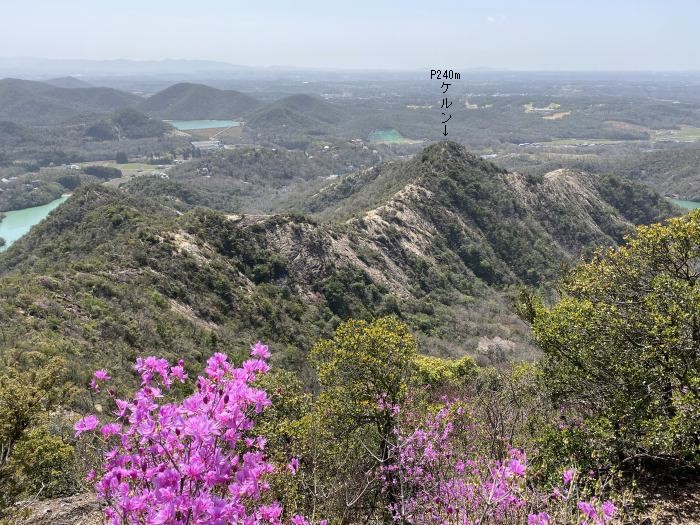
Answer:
[383,405,618,524]
[75,343,315,525]
[75,344,618,525]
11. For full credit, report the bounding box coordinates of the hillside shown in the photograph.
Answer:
[0,120,37,147]
[609,145,700,199]
[123,141,385,212]
[0,143,676,382]
[250,94,345,126]
[300,142,675,283]
[244,94,348,145]
[84,108,171,140]
[0,78,141,124]
[139,82,262,119]
[499,143,700,202]
[0,79,78,124]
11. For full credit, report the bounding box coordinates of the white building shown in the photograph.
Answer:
[191,140,224,153]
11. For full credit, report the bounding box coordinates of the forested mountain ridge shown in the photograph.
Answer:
[0,78,266,126]
[138,82,262,119]
[0,142,676,384]
[301,141,676,283]
[0,78,142,124]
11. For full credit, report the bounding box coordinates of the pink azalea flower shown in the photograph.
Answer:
[259,503,282,521]
[251,341,271,359]
[528,512,551,525]
[74,415,99,437]
[170,364,187,382]
[100,422,121,437]
[578,501,597,520]
[288,457,300,475]
[563,468,575,485]
[184,414,219,441]
[508,458,526,477]
[94,369,111,381]
[114,398,130,417]
[602,500,617,520]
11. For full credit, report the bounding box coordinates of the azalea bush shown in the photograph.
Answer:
[384,403,621,525]
[72,326,632,524]
[75,343,317,525]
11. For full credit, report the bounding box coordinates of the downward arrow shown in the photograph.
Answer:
[442,125,448,136]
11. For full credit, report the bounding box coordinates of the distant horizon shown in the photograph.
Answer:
[1,56,699,75]
[2,1,699,71]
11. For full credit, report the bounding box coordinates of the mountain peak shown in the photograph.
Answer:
[139,83,261,119]
[421,140,466,156]
[418,141,497,169]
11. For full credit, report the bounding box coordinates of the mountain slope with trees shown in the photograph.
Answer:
[0,142,676,381]
[138,82,262,119]
[0,78,141,124]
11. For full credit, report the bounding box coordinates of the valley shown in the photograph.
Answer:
[0,141,677,372]
[0,71,695,362]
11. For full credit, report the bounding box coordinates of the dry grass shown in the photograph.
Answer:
[9,494,102,525]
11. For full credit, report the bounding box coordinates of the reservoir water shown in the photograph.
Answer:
[0,196,68,252]
[669,198,700,210]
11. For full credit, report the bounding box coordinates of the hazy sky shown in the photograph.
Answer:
[1,0,698,70]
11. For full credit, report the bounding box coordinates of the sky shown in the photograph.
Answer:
[1,0,698,71]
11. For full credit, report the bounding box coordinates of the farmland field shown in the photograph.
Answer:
[655,126,700,142]
[544,138,639,146]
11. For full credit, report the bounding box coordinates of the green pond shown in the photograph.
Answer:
[0,196,68,251]
[669,198,700,210]
[369,129,410,144]
[166,120,241,131]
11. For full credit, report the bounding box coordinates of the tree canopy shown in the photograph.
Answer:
[532,211,700,466]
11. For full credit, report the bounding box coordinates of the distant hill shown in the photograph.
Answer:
[85,108,171,140]
[603,145,700,200]
[267,94,345,124]
[242,94,350,147]
[0,78,78,124]
[123,141,385,211]
[0,77,54,94]
[0,77,141,124]
[246,94,345,131]
[44,86,141,112]
[139,82,262,120]
[44,76,93,89]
